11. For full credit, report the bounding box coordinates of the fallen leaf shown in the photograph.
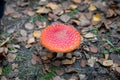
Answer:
[55,69,65,76]
[5,5,16,15]
[69,19,80,25]
[52,60,61,66]
[88,5,97,11]
[20,29,27,37]
[17,37,28,42]
[80,59,87,67]
[52,8,63,15]
[62,57,76,65]
[53,76,65,80]
[83,32,96,38]
[72,0,81,3]
[115,67,120,73]
[31,54,42,65]
[69,4,78,9]
[92,13,101,22]
[48,13,59,21]
[1,76,7,80]
[69,76,78,80]
[22,9,35,16]
[46,2,59,10]
[66,53,72,59]
[15,77,20,80]
[65,67,76,73]
[11,13,21,18]
[33,30,41,38]
[60,14,70,23]
[89,46,98,53]
[102,60,113,67]
[79,14,91,27]
[36,7,50,14]
[12,63,18,70]
[7,53,16,62]
[88,56,98,67]
[35,21,46,29]
[25,22,34,30]
[27,34,35,44]
[79,74,86,80]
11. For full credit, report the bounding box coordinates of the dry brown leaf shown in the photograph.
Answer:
[20,29,27,37]
[89,46,98,53]
[69,76,78,80]
[33,30,41,38]
[1,76,7,80]
[83,32,96,38]
[15,77,20,80]
[46,3,59,10]
[88,5,97,11]
[7,53,16,62]
[72,0,81,3]
[60,14,70,23]
[31,54,42,65]
[70,19,80,25]
[115,67,120,73]
[36,7,50,14]
[69,4,78,9]
[102,60,113,67]
[79,14,91,27]
[52,60,61,67]
[80,59,87,67]
[53,76,65,80]
[12,63,18,70]
[62,57,76,65]
[66,53,72,59]
[11,13,21,18]
[5,5,16,15]
[88,57,98,67]
[92,13,101,22]
[55,69,65,76]
[22,9,35,16]
[35,21,46,29]
[25,22,34,30]
[17,37,28,42]
[27,34,35,44]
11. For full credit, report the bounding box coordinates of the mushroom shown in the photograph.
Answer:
[40,23,82,54]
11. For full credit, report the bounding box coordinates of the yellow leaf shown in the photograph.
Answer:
[93,13,101,22]
[69,4,78,9]
[46,3,59,10]
[36,7,45,14]
[88,5,97,11]
[33,30,41,38]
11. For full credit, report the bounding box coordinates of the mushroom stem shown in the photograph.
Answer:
[56,53,64,58]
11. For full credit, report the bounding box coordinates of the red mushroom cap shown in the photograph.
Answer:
[40,23,82,53]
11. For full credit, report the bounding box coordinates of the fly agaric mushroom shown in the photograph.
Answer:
[40,23,82,53]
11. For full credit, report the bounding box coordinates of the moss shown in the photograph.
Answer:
[68,9,79,17]
[29,14,47,23]
[2,65,12,76]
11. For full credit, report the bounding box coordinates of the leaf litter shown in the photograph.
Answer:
[0,0,120,80]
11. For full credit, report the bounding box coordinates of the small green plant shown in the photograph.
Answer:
[40,66,57,80]
[29,14,47,23]
[2,65,12,76]
[103,47,120,54]
[92,28,98,35]
[68,9,79,17]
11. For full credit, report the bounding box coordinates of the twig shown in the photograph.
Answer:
[0,33,16,47]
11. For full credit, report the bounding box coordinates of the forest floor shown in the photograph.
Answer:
[0,0,120,80]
